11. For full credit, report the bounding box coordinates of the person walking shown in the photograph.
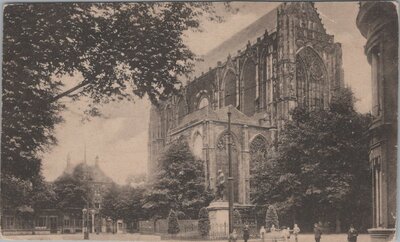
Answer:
[347,225,358,242]
[314,223,322,242]
[281,226,290,242]
[230,229,238,242]
[260,226,266,242]
[243,225,250,242]
[293,224,300,242]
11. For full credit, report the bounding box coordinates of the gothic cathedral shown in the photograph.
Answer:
[148,2,344,205]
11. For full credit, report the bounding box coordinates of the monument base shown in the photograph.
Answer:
[368,228,396,242]
[207,201,229,237]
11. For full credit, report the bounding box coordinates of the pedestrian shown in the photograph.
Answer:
[314,223,322,242]
[270,224,276,232]
[243,225,250,242]
[281,226,290,242]
[347,225,358,242]
[230,229,238,242]
[293,224,300,242]
[260,226,266,242]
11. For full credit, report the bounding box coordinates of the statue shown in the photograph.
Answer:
[215,169,225,200]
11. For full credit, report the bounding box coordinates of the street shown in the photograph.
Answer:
[2,233,372,242]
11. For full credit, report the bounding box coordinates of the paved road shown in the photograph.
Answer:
[2,233,161,241]
[2,233,371,242]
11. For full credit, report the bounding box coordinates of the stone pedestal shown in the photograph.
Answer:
[368,228,396,242]
[207,201,229,237]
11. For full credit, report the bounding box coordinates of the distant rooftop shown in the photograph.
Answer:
[62,161,113,184]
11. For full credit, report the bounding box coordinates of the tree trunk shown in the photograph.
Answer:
[335,213,341,233]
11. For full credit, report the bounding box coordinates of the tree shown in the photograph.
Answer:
[198,207,210,237]
[53,163,94,209]
[143,138,214,219]
[1,173,33,210]
[101,183,147,230]
[167,209,180,234]
[253,88,371,231]
[2,3,233,208]
[30,174,57,210]
[265,205,279,229]
[101,183,122,233]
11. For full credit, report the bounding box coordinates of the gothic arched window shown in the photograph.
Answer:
[224,71,236,107]
[296,47,327,110]
[249,135,268,202]
[242,60,257,116]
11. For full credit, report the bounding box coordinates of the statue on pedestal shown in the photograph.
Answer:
[215,169,225,200]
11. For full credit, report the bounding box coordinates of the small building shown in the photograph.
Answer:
[1,155,125,235]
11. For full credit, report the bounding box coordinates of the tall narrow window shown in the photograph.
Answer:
[371,48,381,117]
[224,71,236,107]
[296,47,326,110]
[243,60,257,116]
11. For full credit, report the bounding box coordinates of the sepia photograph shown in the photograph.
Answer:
[1,1,398,242]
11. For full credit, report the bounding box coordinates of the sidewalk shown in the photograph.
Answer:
[2,233,161,241]
[162,233,372,242]
[2,233,371,242]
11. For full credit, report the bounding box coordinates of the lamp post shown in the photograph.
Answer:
[91,209,96,235]
[82,208,89,240]
[227,108,234,235]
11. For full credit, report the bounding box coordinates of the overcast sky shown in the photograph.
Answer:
[42,2,371,184]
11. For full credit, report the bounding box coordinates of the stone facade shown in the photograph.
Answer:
[356,2,398,241]
[148,2,344,205]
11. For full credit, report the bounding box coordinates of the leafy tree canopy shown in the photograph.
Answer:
[252,88,371,228]
[143,138,214,219]
[101,183,147,223]
[2,2,234,190]
[52,164,93,209]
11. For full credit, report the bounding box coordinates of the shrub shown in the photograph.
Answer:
[265,205,279,229]
[167,210,180,234]
[198,207,210,237]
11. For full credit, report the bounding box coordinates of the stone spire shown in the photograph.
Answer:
[65,153,73,174]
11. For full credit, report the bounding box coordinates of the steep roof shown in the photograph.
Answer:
[193,7,278,76]
[90,164,113,184]
[61,162,113,184]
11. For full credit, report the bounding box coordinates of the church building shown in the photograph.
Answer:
[148,2,344,205]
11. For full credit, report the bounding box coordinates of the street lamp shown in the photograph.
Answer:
[82,208,89,240]
[91,209,96,235]
[227,108,234,235]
